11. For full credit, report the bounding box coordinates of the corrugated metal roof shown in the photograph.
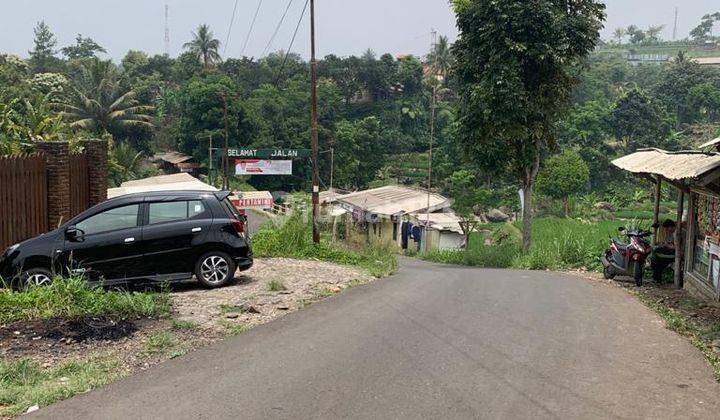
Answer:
[612,149,720,180]
[413,213,465,233]
[153,151,194,164]
[337,185,450,216]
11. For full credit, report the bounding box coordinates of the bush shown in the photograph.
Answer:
[0,276,171,324]
[423,242,520,268]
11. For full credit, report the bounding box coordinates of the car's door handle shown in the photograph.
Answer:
[191,227,202,233]
[124,237,135,243]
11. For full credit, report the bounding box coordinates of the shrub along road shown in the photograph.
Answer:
[31,258,720,419]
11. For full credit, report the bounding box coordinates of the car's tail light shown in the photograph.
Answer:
[231,219,245,235]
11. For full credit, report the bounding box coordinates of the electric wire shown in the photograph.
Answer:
[262,0,295,56]
[240,0,265,57]
[222,0,240,56]
[274,0,309,86]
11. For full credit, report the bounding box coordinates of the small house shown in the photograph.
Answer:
[335,185,452,249]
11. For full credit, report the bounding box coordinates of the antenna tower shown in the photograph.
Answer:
[673,7,679,41]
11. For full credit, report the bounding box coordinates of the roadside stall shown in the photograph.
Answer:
[612,148,720,302]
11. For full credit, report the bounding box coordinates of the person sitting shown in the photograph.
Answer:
[651,219,676,283]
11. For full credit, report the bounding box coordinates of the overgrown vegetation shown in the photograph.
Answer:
[422,218,625,272]
[0,356,126,416]
[252,203,397,278]
[0,276,171,324]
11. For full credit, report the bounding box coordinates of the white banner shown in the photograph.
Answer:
[235,159,292,175]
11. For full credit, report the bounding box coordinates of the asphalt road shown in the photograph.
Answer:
[34,259,720,419]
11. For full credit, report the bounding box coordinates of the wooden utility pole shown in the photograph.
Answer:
[221,93,230,190]
[310,0,320,244]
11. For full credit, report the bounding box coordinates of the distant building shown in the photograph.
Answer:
[152,151,201,176]
[626,53,670,66]
[334,185,459,250]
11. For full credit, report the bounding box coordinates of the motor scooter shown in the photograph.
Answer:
[601,227,653,286]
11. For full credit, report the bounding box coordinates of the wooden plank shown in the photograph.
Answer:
[674,187,686,289]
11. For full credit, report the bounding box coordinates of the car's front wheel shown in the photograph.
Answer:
[20,267,54,289]
[195,251,236,288]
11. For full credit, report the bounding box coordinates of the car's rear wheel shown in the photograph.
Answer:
[195,251,236,288]
[21,267,53,288]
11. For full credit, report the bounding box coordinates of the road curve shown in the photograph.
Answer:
[33,258,720,419]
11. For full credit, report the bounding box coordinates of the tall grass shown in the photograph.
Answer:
[252,208,397,277]
[0,276,171,324]
[424,218,626,272]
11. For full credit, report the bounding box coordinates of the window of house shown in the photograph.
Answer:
[76,204,140,236]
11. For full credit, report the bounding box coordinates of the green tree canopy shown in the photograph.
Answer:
[452,0,605,250]
[536,150,590,216]
[61,34,107,60]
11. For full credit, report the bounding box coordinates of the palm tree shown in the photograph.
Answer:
[426,35,454,80]
[108,142,144,186]
[183,24,222,68]
[55,59,153,136]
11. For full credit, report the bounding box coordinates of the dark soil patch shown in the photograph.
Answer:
[0,316,146,358]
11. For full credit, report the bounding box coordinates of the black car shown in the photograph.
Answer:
[0,190,252,288]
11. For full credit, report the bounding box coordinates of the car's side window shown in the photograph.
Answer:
[76,204,140,236]
[148,200,208,225]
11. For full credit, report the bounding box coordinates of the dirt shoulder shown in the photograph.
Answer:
[0,257,373,417]
[572,270,720,380]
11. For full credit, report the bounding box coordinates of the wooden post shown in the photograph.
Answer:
[674,187,685,289]
[652,176,662,246]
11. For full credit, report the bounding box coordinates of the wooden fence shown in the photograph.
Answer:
[0,154,48,251]
[69,153,89,218]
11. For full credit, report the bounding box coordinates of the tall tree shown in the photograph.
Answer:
[452,0,605,251]
[61,34,107,60]
[645,25,665,44]
[28,21,58,73]
[183,24,222,68]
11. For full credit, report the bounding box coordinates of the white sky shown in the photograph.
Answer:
[0,1,713,61]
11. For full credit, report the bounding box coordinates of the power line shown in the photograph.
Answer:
[274,0,309,86]
[241,0,265,57]
[262,0,295,56]
[223,0,240,56]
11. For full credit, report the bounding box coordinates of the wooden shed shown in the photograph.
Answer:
[613,148,720,301]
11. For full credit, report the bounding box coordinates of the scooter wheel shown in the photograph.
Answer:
[603,265,616,280]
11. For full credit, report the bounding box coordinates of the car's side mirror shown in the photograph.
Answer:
[65,226,81,241]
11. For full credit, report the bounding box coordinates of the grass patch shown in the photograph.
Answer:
[170,319,198,331]
[218,320,250,336]
[252,203,397,278]
[267,279,287,292]
[144,332,178,355]
[0,356,126,416]
[0,276,171,325]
